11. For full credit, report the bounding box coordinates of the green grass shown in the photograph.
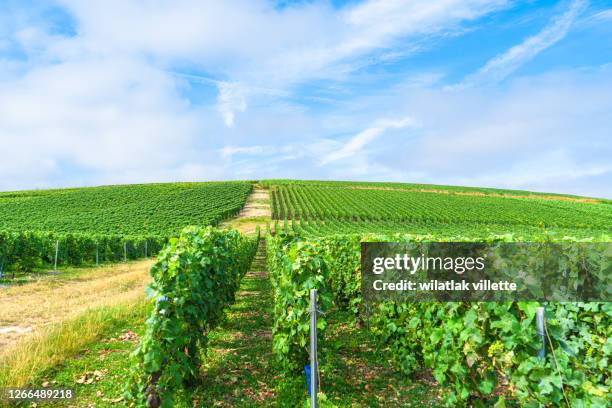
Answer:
[28,311,148,408]
[0,298,150,399]
[187,245,277,406]
[293,308,441,407]
[184,242,441,407]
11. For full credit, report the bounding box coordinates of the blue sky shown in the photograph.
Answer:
[0,0,611,197]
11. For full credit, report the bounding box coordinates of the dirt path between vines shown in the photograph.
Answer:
[0,260,154,351]
[221,185,271,234]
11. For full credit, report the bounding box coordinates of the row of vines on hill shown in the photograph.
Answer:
[0,230,166,274]
[260,179,609,200]
[126,226,259,408]
[0,181,253,236]
[0,182,255,275]
[269,217,610,240]
[266,232,611,407]
[269,184,611,235]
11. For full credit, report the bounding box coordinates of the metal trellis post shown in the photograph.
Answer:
[310,289,318,408]
[536,306,546,359]
[54,240,59,271]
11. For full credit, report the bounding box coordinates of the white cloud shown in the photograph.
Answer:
[365,68,612,197]
[214,66,612,197]
[319,117,415,165]
[0,57,202,190]
[461,0,587,87]
[216,82,247,128]
[256,0,511,86]
[590,8,612,21]
[49,0,509,88]
[220,145,269,158]
[477,150,612,187]
[18,1,509,129]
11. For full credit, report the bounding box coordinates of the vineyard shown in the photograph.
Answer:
[0,181,252,274]
[267,232,611,406]
[127,226,259,406]
[0,230,165,275]
[1,179,610,407]
[260,179,606,200]
[0,182,253,235]
[268,182,611,238]
[2,0,610,406]
[262,181,611,406]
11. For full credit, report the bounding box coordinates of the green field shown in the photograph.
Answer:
[0,181,252,236]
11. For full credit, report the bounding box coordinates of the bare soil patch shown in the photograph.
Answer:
[238,204,269,218]
[237,189,270,217]
[221,187,271,234]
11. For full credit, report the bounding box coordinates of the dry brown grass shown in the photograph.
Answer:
[0,296,149,389]
[0,259,154,350]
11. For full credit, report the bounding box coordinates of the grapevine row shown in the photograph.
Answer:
[0,181,253,236]
[266,232,611,406]
[269,184,611,235]
[269,218,610,240]
[0,229,166,274]
[127,226,259,407]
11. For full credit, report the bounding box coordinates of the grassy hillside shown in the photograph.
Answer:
[0,181,252,236]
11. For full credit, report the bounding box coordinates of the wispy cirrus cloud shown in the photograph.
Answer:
[590,8,612,21]
[220,145,269,158]
[319,117,415,165]
[461,0,588,87]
